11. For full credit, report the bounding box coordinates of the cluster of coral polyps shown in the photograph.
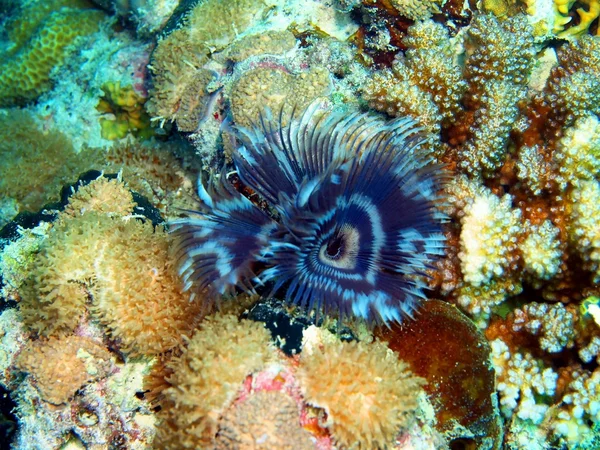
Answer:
[2,0,600,447]
[0,175,206,447]
[148,315,439,449]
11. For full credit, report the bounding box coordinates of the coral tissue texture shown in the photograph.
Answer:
[297,337,424,449]
[2,0,600,448]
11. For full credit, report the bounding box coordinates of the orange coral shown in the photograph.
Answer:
[153,314,274,449]
[297,335,423,449]
[16,335,112,405]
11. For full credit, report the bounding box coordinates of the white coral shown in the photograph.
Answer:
[521,219,562,281]
[491,339,557,425]
[569,179,600,282]
[555,116,600,190]
[459,191,521,286]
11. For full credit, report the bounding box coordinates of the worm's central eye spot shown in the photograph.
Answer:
[326,234,345,259]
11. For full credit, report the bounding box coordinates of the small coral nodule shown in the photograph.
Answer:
[171,102,447,325]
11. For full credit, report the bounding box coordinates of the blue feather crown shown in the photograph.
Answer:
[170,102,447,325]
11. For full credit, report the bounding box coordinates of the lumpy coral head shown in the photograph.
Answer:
[171,102,446,325]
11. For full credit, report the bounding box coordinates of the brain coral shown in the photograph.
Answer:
[153,314,274,449]
[297,337,424,449]
[0,0,105,106]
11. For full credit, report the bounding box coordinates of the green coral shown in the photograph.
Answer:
[0,0,105,106]
[96,81,154,140]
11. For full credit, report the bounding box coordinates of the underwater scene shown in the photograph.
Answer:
[0,0,599,449]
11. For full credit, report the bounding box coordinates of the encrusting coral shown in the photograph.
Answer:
[15,335,112,405]
[0,0,105,106]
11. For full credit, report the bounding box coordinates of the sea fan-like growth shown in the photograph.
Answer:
[171,102,446,324]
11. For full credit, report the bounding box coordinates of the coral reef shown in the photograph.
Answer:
[1,0,600,448]
[0,0,105,106]
[18,176,204,356]
[298,334,424,449]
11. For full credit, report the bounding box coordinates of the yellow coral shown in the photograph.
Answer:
[19,176,204,355]
[230,66,331,127]
[16,335,112,405]
[297,333,424,449]
[186,0,278,51]
[458,189,522,287]
[0,2,105,106]
[219,30,297,63]
[97,81,153,140]
[554,0,600,36]
[154,314,274,449]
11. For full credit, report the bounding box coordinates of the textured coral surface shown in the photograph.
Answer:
[1,0,600,449]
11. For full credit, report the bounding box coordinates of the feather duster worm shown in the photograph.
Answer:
[171,103,447,324]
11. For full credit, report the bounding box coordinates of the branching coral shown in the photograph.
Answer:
[297,335,424,449]
[362,21,465,134]
[512,302,576,353]
[568,180,600,283]
[491,338,558,424]
[458,186,522,287]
